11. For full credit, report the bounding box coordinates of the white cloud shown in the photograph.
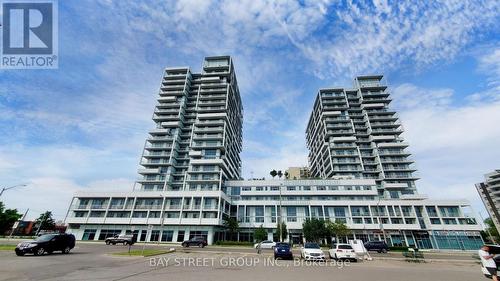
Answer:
[391,84,453,110]
[468,47,500,103]
[478,47,500,77]
[397,101,500,152]
[1,177,135,221]
[1,0,499,222]
[285,1,500,78]
[175,0,214,23]
[242,137,308,179]
[96,1,500,81]
[391,82,500,214]
[2,177,82,220]
[0,143,138,220]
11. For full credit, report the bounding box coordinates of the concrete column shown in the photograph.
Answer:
[73,227,84,240]
[94,229,101,241]
[207,227,214,245]
[172,229,179,243]
[431,231,440,250]
[402,230,409,247]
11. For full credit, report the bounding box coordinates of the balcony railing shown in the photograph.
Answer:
[109,205,124,209]
[90,205,106,209]
[134,204,163,210]
[143,152,171,157]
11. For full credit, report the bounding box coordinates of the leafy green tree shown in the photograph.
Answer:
[274,221,288,242]
[222,215,239,240]
[481,231,491,243]
[284,171,289,179]
[277,170,283,179]
[254,225,267,242]
[0,202,22,234]
[302,218,328,242]
[270,170,277,179]
[325,220,351,242]
[484,218,500,243]
[34,211,55,234]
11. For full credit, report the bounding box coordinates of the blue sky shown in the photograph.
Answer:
[0,0,499,220]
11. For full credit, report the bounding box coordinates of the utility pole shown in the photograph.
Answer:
[35,212,48,236]
[21,208,29,221]
[8,209,29,240]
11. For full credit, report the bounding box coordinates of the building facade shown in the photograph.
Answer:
[137,55,243,193]
[286,167,310,180]
[64,66,483,250]
[476,170,500,233]
[66,179,482,249]
[306,75,417,197]
[66,56,241,243]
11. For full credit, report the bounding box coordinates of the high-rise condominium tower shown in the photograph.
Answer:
[137,56,243,192]
[65,66,482,249]
[476,170,500,233]
[306,75,417,197]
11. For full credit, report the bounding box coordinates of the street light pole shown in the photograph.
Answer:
[0,184,27,197]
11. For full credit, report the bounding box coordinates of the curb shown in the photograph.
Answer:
[171,250,479,264]
[371,256,479,264]
[176,249,261,256]
[108,248,177,258]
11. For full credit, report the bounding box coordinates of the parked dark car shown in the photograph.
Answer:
[181,236,207,248]
[15,233,75,256]
[274,242,293,260]
[105,234,136,245]
[364,241,389,253]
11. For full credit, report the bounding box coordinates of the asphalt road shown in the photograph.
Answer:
[0,241,484,281]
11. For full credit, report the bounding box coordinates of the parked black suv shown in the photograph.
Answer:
[181,237,207,248]
[15,233,75,256]
[105,234,136,245]
[364,241,389,253]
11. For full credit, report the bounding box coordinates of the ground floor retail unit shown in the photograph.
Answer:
[68,225,483,250]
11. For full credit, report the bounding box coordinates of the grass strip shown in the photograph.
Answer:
[0,244,17,251]
[112,249,171,257]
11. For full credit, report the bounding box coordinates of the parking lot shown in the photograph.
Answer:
[0,241,483,281]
